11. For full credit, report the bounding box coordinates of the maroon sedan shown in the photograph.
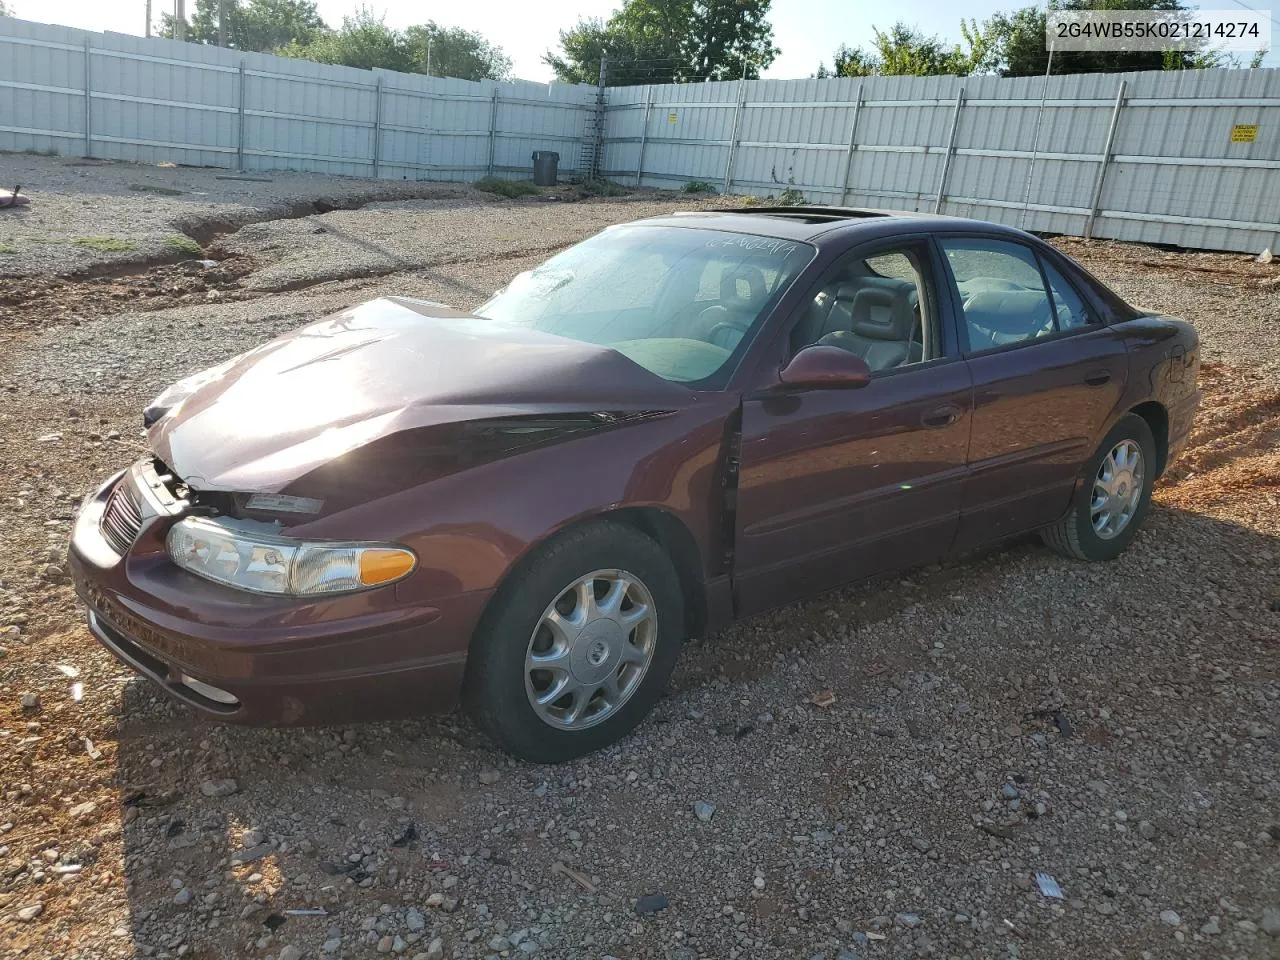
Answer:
[69,207,1200,761]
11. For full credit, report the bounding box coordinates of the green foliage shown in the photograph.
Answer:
[401,24,512,80]
[277,10,412,71]
[277,11,511,79]
[545,0,779,86]
[818,21,993,77]
[818,0,1254,79]
[72,237,138,252]
[160,0,324,51]
[979,0,1237,76]
[777,180,804,205]
[474,177,540,198]
[683,180,717,193]
[579,178,628,196]
[165,235,205,257]
[0,244,17,254]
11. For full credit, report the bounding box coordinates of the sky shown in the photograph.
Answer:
[15,0,1280,77]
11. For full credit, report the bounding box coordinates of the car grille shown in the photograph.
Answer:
[100,477,143,555]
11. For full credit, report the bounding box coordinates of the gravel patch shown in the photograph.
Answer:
[1,188,1277,960]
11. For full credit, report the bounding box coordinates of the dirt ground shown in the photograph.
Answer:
[0,158,1278,960]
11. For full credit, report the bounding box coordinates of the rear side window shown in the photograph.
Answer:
[941,238,1056,352]
[1041,259,1095,330]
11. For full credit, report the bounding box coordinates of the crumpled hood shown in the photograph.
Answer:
[148,297,692,492]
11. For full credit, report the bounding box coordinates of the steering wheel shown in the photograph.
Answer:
[707,319,750,348]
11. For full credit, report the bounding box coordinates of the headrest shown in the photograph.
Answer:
[849,286,915,341]
[721,265,766,305]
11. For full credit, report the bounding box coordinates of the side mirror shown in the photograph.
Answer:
[777,345,872,389]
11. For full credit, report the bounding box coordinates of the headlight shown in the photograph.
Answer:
[166,517,416,596]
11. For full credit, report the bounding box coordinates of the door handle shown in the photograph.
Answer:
[921,403,962,428]
[1084,371,1112,387]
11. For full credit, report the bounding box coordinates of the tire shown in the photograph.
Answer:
[463,521,684,763]
[1041,413,1157,562]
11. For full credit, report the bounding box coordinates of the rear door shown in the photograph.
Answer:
[935,235,1128,550]
[732,237,973,616]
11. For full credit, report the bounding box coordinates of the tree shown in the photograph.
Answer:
[0,2,11,15]
[979,0,1235,76]
[817,22,993,77]
[277,11,512,80]
[277,10,413,71]
[160,0,324,51]
[402,23,513,81]
[545,0,779,86]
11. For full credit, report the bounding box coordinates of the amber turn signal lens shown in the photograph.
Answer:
[358,548,416,586]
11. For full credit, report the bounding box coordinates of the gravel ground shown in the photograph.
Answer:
[1,170,1278,960]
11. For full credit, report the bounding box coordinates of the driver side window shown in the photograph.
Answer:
[941,238,1057,353]
[788,243,937,374]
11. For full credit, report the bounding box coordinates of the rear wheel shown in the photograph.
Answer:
[1041,413,1157,561]
[464,521,683,763]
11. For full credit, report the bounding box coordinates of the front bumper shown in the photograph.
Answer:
[69,463,483,725]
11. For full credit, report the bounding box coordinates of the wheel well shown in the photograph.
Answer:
[597,507,708,641]
[1129,401,1169,476]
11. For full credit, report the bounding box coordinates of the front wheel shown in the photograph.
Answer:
[1041,413,1157,562]
[464,521,684,763]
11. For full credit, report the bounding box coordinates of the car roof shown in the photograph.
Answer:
[628,206,1043,246]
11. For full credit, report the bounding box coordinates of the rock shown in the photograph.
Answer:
[231,843,273,864]
[406,908,425,932]
[488,936,512,952]
[1160,909,1180,926]
[1261,907,1280,937]
[20,693,39,710]
[896,912,922,928]
[693,800,715,822]
[279,947,302,960]
[392,936,406,953]
[173,887,193,905]
[69,801,97,820]
[425,939,444,960]
[910,838,932,852]
[377,935,394,953]
[635,893,670,914]
[199,779,238,798]
[478,769,501,785]
[1199,917,1221,936]
[323,937,342,953]
[16,903,43,922]
[1001,783,1019,799]
[1138,820,1157,840]
[242,829,265,848]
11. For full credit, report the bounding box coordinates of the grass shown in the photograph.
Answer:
[682,180,718,194]
[129,183,185,197]
[71,236,138,252]
[474,177,540,199]
[777,179,805,206]
[580,178,628,197]
[164,235,204,257]
[0,244,17,254]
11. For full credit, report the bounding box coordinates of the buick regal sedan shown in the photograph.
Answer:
[68,207,1201,761]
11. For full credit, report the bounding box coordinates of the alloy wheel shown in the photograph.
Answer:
[524,569,657,730]
[1091,439,1145,540]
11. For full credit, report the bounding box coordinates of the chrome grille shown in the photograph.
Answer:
[100,477,143,555]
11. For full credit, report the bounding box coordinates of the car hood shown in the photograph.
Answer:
[148,297,693,493]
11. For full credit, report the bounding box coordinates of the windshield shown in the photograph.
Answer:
[475,225,813,385]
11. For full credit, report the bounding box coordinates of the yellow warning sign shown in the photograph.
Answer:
[667,112,678,124]
[1231,123,1258,143]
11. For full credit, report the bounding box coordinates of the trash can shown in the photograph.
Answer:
[532,151,559,187]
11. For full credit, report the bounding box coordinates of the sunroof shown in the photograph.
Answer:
[740,206,892,224]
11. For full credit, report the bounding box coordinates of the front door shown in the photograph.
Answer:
[732,238,972,616]
[934,236,1128,550]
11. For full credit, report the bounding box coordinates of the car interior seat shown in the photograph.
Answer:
[815,281,922,371]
